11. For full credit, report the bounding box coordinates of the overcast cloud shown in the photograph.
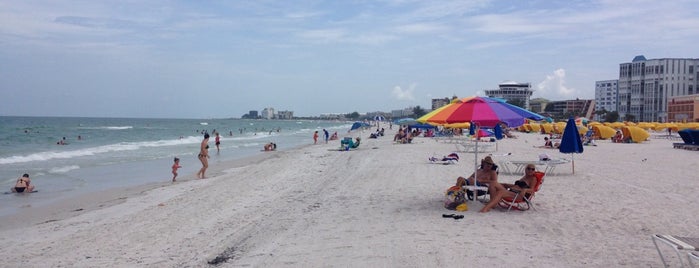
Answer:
[2,0,698,118]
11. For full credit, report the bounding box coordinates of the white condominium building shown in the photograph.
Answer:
[594,79,618,121]
[618,55,699,122]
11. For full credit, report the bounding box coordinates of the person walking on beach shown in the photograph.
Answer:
[215,132,221,154]
[172,157,182,182]
[11,173,35,193]
[313,131,319,144]
[323,129,329,144]
[196,133,210,179]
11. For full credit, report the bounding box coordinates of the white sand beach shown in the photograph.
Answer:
[1,128,698,267]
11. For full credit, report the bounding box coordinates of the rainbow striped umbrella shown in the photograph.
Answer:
[417,96,544,128]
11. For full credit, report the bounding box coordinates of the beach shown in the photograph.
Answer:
[0,128,697,267]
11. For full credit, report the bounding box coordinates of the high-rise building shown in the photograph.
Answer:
[261,107,275,119]
[594,80,618,121]
[618,55,699,122]
[484,81,533,109]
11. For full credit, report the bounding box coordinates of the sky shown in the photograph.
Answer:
[2,0,699,119]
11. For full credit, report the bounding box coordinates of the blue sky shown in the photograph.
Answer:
[2,0,699,118]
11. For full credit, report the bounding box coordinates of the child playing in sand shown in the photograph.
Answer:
[172,157,182,182]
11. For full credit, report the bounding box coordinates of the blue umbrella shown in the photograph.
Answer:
[350,122,370,131]
[394,118,417,125]
[373,115,385,128]
[559,117,583,174]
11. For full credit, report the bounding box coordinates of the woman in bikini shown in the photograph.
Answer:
[11,173,34,193]
[479,164,538,213]
[196,133,210,179]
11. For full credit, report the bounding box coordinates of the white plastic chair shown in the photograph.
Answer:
[652,234,699,268]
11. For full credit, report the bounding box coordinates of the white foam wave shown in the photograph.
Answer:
[79,126,133,130]
[50,165,80,173]
[0,137,197,164]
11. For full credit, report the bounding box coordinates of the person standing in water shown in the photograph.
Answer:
[172,157,182,182]
[196,133,210,179]
[214,132,221,154]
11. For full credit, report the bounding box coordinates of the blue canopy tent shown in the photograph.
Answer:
[407,123,436,129]
[350,122,370,131]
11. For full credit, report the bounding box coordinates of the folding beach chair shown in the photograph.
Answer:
[652,234,699,268]
[689,252,699,267]
[497,171,545,211]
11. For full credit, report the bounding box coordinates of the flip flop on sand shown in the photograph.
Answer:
[442,214,464,219]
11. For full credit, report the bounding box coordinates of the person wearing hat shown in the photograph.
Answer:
[454,155,499,188]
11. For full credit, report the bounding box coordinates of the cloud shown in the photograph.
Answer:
[392,84,415,101]
[536,69,575,99]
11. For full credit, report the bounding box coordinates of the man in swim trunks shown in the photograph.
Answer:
[11,173,34,193]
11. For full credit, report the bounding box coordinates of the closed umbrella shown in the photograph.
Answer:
[559,117,584,174]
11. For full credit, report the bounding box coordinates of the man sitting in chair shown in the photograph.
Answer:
[479,164,538,213]
[454,156,499,199]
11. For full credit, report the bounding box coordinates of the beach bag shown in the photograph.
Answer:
[444,186,466,210]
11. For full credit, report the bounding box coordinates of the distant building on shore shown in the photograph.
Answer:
[261,107,275,119]
[277,110,293,119]
[668,94,699,122]
[544,99,595,119]
[484,81,534,109]
[618,55,699,122]
[594,80,619,121]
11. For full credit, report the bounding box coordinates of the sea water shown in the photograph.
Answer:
[0,116,353,217]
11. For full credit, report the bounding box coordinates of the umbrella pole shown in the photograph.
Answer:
[572,155,575,174]
[474,125,479,201]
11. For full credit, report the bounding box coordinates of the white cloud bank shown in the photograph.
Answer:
[391,84,416,101]
[536,69,576,99]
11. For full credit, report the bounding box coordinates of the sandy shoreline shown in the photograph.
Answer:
[0,128,697,267]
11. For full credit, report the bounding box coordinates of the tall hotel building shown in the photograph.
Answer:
[594,80,618,121]
[484,81,534,109]
[618,55,699,122]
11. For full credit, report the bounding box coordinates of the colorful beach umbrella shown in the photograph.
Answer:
[416,96,545,128]
[417,96,545,194]
[559,117,584,174]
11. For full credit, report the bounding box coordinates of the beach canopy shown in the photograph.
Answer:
[393,118,418,125]
[350,122,370,131]
[560,117,584,174]
[407,123,436,129]
[592,125,616,139]
[621,126,650,143]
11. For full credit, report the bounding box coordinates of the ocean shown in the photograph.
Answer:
[0,116,353,217]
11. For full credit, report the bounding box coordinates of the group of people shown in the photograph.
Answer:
[369,128,385,139]
[393,127,414,144]
[447,156,539,213]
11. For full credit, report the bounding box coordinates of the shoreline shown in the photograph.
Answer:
[0,143,298,231]
[1,128,697,267]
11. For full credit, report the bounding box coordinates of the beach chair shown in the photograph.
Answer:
[497,171,545,211]
[464,164,499,201]
[689,252,699,267]
[652,235,699,268]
